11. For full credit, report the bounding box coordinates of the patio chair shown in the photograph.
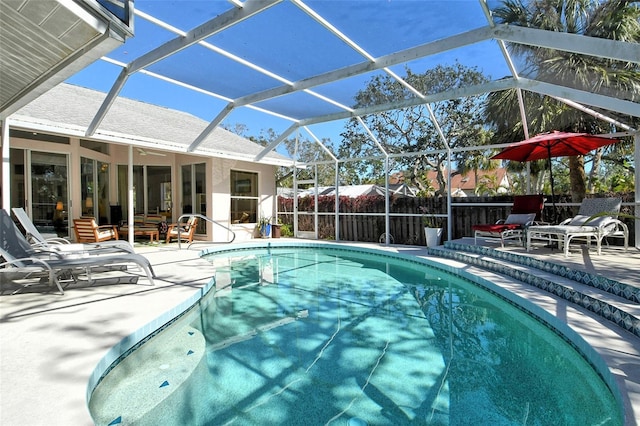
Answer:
[12,208,134,254]
[73,217,119,243]
[471,194,545,247]
[166,216,198,244]
[0,210,156,295]
[526,197,628,257]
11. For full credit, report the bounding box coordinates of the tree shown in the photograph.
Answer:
[224,123,338,187]
[456,129,502,194]
[339,63,491,196]
[491,0,640,201]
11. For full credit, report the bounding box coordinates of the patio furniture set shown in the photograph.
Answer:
[1,209,156,295]
[72,213,198,245]
[473,196,629,257]
[1,208,200,295]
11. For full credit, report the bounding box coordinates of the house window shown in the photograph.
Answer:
[80,139,110,154]
[230,170,258,223]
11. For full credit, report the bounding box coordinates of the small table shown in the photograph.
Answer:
[121,228,160,243]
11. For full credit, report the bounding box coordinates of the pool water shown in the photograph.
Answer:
[89,246,622,425]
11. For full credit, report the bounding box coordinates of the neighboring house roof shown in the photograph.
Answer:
[426,169,509,192]
[291,183,416,198]
[10,83,292,166]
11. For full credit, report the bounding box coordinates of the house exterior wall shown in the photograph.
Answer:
[210,158,276,242]
[5,133,277,243]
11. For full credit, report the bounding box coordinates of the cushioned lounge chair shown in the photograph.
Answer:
[526,197,628,257]
[472,194,545,247]
[0,210,156,295]
[12,208,133,254]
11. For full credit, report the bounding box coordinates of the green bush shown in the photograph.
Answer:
[280,223,293,237]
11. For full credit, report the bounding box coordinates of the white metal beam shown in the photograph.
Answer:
[187,103,236,152]
[493,24,640,64]
[1,119,10,211]
[298,78,518,127]
[301,126,338,162]
[255,123,298,161]
[517,78,640,118]
[86,68,129,136]
[551,96,634,131]
[128,0,281,74]
[635,133,640,249]
[87,1,280,137]
[233,26,496,107]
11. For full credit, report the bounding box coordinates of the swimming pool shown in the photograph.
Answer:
[88,243,622,425]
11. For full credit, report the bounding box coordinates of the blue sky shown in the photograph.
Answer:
[66,1,513,148]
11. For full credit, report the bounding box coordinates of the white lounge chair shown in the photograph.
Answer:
[526,198,628,257]
[11,207,134,254]
[0,210,156,295]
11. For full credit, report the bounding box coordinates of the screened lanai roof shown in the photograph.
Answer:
[4,0,640,158]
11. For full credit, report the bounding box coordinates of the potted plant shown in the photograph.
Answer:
[271,217,282,238]
[419,206,443,247]
[258,216,272,238]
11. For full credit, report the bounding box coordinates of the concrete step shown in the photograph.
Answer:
[426,242,640,338]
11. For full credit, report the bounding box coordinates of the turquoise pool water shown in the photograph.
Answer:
[88,244,622,425]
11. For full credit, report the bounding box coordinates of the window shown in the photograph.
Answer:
[230,170,258,223]
[10,129,69,144]
[117,165,172,217]
[80,139,110,154]
[81,157,110,223]
[182,163,206,234]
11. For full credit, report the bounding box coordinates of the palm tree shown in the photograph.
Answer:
[490,0,640,201]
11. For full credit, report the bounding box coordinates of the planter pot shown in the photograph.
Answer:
[271,224,281,238]
[260,224,271,238]
[424,227,443,247]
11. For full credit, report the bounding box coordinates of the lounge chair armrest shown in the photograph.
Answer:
[0,256,52,270]
[528,220,548,227]
[603,218,628,232]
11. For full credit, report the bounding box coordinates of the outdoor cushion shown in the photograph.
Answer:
[472,223,521,232]
[504,213,536,225]
[527,197,624,257]
[568,214,615,228]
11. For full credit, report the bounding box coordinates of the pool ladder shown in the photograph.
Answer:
[175,213,235,249]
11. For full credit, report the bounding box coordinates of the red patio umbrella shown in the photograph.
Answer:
[491,131,619,221]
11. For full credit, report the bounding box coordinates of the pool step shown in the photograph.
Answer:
[426,242,640,339]
[89,325,206,425]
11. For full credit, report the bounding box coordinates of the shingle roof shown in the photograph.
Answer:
[426,168,508,190]
[12,83,292,166]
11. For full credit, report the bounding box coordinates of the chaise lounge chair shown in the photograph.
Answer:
[0,210,156,295]
[526,197,628,257]
[12,208,134,254]
[471,194,545,247]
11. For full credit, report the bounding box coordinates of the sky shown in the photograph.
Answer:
[66,1,514,151]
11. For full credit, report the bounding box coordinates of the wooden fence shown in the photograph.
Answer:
[277,194,636,246]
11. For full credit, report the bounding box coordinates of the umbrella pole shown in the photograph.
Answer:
[547,146,557,224]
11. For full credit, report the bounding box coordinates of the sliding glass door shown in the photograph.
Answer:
[118,165,172,220]
[181,163,206,234]
[81,157,110,223]
[30,151,69,236]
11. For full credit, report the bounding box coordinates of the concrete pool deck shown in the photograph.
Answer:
[0,239,639,425]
